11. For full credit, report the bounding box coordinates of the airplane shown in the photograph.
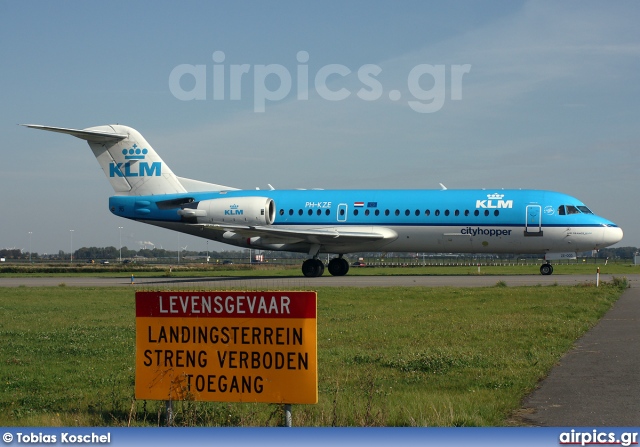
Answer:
[23,124,623,277]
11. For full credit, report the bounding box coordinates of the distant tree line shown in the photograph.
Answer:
[1,246,638,261]
[595,246,638,260]
[0,246,307,261]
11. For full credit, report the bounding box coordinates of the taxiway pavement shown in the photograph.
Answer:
[1,273,637,288]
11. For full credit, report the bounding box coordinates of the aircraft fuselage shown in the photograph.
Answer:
[109,188,622,257]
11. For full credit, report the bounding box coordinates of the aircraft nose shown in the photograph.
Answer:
[601,225,623,247]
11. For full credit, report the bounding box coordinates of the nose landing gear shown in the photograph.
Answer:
[540,262,554,275]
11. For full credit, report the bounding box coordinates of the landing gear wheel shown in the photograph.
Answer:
[540,263,554,275]
[328,257,350,276]
[302,259,325,277]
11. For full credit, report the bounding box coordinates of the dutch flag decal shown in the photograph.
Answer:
[354,202,364,207]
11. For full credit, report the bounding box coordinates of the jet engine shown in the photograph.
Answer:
[178,197,275,226]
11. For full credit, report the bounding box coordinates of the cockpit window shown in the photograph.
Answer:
[558,205,594,216]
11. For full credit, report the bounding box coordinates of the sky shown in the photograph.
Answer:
[1,0,639,255]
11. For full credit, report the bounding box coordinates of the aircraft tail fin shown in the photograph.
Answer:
[23,124,233,195]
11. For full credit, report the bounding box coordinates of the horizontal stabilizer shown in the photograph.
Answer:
[21,124,127,143]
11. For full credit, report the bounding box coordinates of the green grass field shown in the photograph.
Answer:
[0,280,628,426]
[1,261,637,278]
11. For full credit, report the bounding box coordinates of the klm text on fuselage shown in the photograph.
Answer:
[475,199,513,209]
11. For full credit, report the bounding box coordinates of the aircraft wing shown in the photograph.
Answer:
[190,224,397,245]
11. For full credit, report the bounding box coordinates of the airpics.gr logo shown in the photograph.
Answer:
[225,204,244,216]
[476,193,513,209]
[109,144,161,178]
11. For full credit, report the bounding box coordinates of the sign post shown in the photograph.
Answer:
[135,291,317,408]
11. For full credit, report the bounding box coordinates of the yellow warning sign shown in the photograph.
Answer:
[135,291,317,404]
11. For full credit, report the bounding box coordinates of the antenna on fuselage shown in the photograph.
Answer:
[439,183,448,190]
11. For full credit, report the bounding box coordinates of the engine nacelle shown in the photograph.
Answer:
[178,197,275,225]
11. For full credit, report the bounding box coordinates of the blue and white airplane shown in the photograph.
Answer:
[24,124,623,277]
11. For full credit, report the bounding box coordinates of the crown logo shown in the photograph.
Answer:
[122,144,148,160]
[487,193,504,200]
[230,204,239,209]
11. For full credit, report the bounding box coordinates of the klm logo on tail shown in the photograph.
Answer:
[109,144,161,178]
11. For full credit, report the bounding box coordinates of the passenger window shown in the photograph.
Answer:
[435,210,440,216]
[484,210,489,216]
[279,209,284,216]
[325,209,330,216]
[464,210,469,216]
[308,209,313,216]
[455,210,460,216]
[415,210,420,216]
[474,210,479,216]
[365,209,370,216]
[405,209,410,216]
[354,209,359,216]
[494,210,499,216]
[395,209,400,216]
[317,209,322,216]
[375,209,380,216]
[340,209,345,216]
[385,209,390,216]
[289,209,294,216]
[425,210,431,216]
[444,210,450,216]
[298,209,303,216]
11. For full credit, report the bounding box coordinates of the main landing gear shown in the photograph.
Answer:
[302,259,324,277]
[540,262,554,276]
[301,256,350,277]
[328,257,350,276]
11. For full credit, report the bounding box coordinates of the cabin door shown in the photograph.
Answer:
[525,204,543,236]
